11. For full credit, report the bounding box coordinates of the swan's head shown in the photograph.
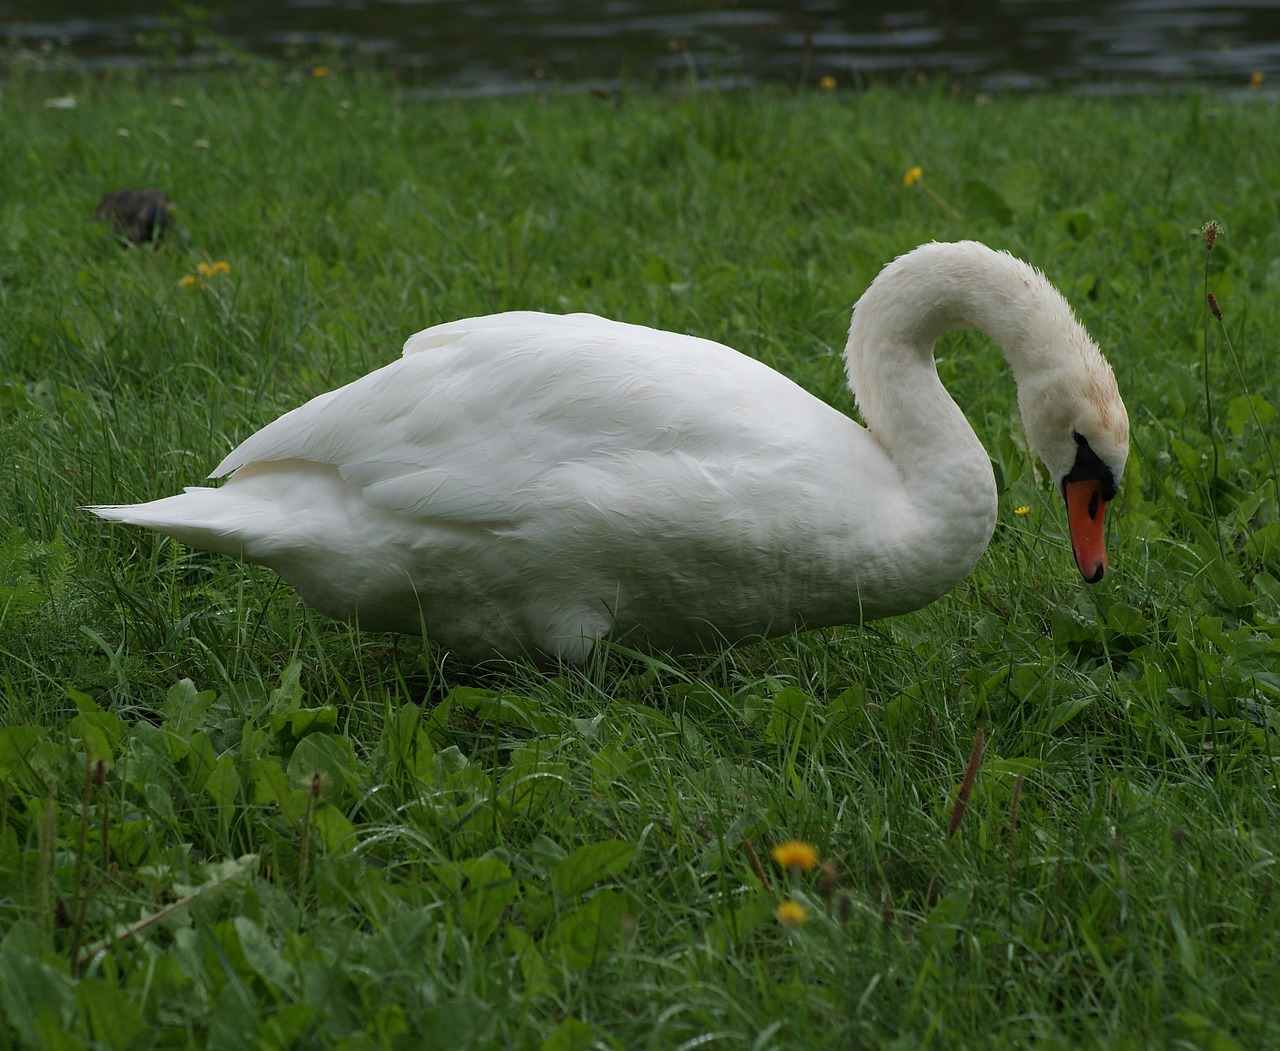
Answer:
[1016,327,1129,583]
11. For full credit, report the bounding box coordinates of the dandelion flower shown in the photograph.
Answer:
[1014,505,1030,516]
[313,65,330,79]
[818,75,837,91]
[195,262,214,278]
[776,899,810,927]
[903,166,923,188]
[178,275,197,288]
[1250,71,1264,89]
[210,261,231,274]
[771,840,819,873]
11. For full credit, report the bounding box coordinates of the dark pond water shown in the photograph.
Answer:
[3,0,1279,94]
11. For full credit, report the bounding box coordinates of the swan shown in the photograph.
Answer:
[91,241,1129,662]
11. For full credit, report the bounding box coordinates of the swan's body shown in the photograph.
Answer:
[91,241,1128,662]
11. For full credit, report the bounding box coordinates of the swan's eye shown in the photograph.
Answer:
[1065,432,1117,501]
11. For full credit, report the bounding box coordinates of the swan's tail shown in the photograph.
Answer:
[87,487,263,559]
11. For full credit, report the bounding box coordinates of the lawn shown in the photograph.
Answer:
[1,63,1278,1049]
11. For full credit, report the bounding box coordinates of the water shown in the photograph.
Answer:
[3,0,1279,94]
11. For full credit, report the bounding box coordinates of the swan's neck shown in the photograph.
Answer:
[843,242,1089,575]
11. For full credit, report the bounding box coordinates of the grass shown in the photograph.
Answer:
[1,62,1279,1049]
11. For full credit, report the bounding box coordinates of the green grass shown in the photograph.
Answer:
[1,64,1279,1049]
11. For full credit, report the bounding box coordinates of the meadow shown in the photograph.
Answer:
[0,63,1278,1049]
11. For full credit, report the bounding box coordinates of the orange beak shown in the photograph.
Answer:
[1063,479,1108,583]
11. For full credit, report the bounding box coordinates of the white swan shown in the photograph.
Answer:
[91,241,1128,662]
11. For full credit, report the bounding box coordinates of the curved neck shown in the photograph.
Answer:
[837,242,1100,596]
[844,242,1084,490]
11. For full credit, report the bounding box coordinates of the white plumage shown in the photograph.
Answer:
[91,241,1129,662]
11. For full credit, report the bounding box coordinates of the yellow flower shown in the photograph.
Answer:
[1014,505,1030,516]
[776,899,810,927]
[178,275,197,288]
[313,65,329,79]
[817,75,837,91]
[210,261,231,274]
[1250,71,1264,89]
[771,840,819,873]
[195,262,213,278]
[903,166,923,188]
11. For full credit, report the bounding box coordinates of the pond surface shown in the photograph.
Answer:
[2,0,1279,94]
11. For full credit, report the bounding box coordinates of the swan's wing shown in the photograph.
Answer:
[212,312,858,525]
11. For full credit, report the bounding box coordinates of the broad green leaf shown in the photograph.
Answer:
[705,896,772,953]
[1036,698,1092,734]
[919,887,972,957]
[269,661,306,713]
[449,685,530,725]
[1056,207,1094,239]
[541,1017,596,1051]
[68,691,126,768]
[204,753,240,825]
[0,921,75,1048]
[827,685,875,739]
[386,701,434,781]
[116,726,179,818]
[1000,158,1042,216]
[542,890,629,970]
[1226,393,1277,436]
[506,925,553,998]
[551,840,635,899]
[882,692,919,734]
[419,998,488,1045]
[161,679,217,736]
[234,916,295,992]
[1175,1013,1245,1051]
[435,857,517,943]
[74,978,146,1051]
[310,802,357,852]
[432,745,469,779]
[208,978,258,1051]
[1051,605,1102,649]
[0,725,48,780]
[286,733,358,799]
[764,686,812,747]
[590,741,644,792]
[981,757,1043,805]
[250,757,291,805]
[497,763,566,820]
[961,178,1013,224]
[34,1015,85,1051]
[260,1003,319,1048]
[142,777,177,824]
[184,730,217,786]
[289,705,339,737]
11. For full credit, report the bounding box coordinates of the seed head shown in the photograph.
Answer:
[818,859,839,900]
